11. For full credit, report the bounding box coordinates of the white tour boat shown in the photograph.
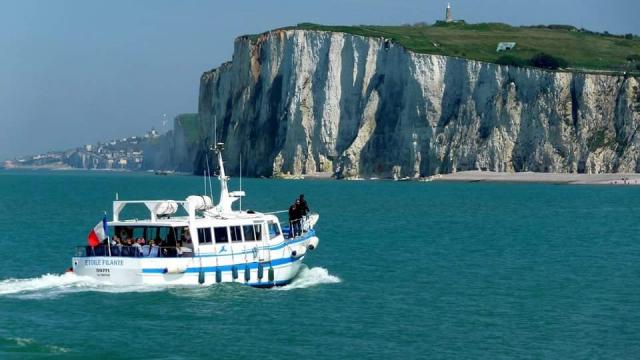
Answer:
[72,144,319,287]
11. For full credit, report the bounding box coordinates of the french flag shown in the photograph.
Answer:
[87,213,108,247]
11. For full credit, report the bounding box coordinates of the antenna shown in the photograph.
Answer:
[239,152,242,211]
[214,115,217,144]
[204,152,209,197]
[207,147,214,200]
[210,115,217,200]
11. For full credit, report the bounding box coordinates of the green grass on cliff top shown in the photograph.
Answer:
[276,22,640,74]
[175,113,200,145]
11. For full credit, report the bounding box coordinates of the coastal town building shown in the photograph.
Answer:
[3,128,156,171]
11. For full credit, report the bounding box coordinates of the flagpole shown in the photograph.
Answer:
[105,211,111,257]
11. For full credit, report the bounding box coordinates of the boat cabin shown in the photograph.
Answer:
[79,198,284,258]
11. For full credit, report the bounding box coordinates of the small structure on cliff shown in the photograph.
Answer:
[497,42,517,52]
[445,3,453,23]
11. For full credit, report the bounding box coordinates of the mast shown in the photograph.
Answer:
[216,143,230,211]
[239,152,242,211]
[210,143,245,214]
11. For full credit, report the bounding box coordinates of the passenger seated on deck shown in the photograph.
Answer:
[176,240,184,257]
[111,237,122,256]
[181,227,194,251]
[176,240,192,257]
[141,244,151,257]
[132,238,142,256]
[119,239,130,256]
[149,240,160,257]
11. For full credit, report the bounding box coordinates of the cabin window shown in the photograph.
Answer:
[214,227,229,243]
[115,226,141,242]
[243,225,255,241]
[230,226,242,242]
[254,223,264,241]
[197,228,212,245]
[132,227,146,239]
[177,227,191,245]
[113,226,178,245]
[114,226,128,241]
[146,227,159,242]
[268,221,281,239]
[146,227,168,243]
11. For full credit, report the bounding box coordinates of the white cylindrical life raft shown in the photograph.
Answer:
[154,201,179,216]
[186,195,213,211]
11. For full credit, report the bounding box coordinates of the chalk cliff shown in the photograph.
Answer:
[196,29,640,178]
[142,114,200,172]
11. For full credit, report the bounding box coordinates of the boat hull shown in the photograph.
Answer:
[71,233,318,287]
[72,255,304,287]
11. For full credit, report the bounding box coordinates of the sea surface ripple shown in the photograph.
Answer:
[0,170,639,359]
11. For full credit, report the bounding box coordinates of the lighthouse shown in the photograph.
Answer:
[445,2,453,23]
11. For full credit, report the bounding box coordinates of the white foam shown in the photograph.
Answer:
[0,273,162,299]
[5,337,71,353]
[276,266,341,291]
[0,267,341,298]
[12,337,35,347]
[0,273,95,296]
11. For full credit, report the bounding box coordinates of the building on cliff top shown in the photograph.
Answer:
[497,42,517,52]
[445,2,453,23]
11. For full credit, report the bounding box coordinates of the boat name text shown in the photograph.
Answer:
[84,259,124,266]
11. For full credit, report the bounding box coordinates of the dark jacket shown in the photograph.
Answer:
[289,204,299,221]
[299,198,309,216]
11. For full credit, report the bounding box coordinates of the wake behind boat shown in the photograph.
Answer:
[72,143,320,287]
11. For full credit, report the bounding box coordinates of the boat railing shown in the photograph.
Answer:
[75,245,192,258]
[281,216,314,239]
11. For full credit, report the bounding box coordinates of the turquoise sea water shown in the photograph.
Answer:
[0,170,639,359]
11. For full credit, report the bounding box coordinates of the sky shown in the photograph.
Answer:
[1,0,639,160]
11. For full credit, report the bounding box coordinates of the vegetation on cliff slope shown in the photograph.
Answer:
[273,22,640,74]
[175,113,200,145]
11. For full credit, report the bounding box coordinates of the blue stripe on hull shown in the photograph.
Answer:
[141,255,301,274]
[246,279,292,288]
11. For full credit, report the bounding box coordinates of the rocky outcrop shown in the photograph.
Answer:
[196,29,640,178]
[142,114,200,172]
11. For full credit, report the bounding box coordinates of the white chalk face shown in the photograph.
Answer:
[197,29,639,178]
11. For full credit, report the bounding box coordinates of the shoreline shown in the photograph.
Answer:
[430,171,640,185]
[271,171,640,185]
[3,167,640,185]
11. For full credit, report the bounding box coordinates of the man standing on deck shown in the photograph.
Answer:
[298,194,309,217]
[288,201,299,238]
